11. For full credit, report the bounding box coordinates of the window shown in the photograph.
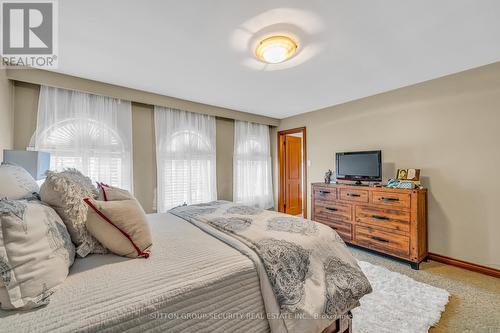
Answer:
[32,86,133,189]
[233,120,274,209]
[154,107,216,212]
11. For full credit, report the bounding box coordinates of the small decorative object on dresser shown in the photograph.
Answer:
[387,179,417,189]
[324,169,333,184]
[312,183,427,269]
[396,168,420,181]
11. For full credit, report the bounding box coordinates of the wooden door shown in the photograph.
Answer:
[285,135,302,215]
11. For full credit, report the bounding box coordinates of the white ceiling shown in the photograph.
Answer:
[55,0,500,119]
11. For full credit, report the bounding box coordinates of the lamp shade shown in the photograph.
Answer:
[3,150,50,180]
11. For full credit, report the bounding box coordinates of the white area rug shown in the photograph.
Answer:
[353,261,450,333]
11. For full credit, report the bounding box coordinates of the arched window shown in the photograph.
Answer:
[32,86,133,189]
[168,129,212,154]
[233,121,273,209]
[155,107,216,212]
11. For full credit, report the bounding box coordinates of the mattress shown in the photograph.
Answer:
[0,213,270,333]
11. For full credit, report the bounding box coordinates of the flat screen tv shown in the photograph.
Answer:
[335,150,382,184]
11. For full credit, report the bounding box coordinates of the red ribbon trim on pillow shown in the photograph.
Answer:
[97,182,109,201]
[83,198,150,259]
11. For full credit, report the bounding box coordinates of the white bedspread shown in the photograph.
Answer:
[0,213,270,333]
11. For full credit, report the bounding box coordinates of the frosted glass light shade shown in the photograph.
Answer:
[256,36,297,64]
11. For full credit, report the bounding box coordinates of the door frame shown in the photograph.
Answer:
[278,127,307,218]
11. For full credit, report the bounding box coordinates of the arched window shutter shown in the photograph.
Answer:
[32,86,133,190]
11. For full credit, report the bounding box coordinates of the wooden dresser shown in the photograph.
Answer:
[311,183,427,269]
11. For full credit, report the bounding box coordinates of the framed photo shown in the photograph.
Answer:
[396,168,420,181]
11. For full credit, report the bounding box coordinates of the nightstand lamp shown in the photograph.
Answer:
[3,150,51,180]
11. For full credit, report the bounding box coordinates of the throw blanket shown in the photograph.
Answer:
[170,201,372,333]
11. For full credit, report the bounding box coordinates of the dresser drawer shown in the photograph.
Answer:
[370,191,410,209]
[315,202,352,222]
[355,206,410,233]
[339,188,369,203]
[313,186,337,202]
[317,219,352,242]
[355,226,410,257]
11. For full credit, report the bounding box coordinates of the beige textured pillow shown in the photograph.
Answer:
[84,197,152,258]
[40,169,107,257]
[0,199,75,310]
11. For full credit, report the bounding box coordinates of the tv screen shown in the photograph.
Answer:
[336,150,382,182]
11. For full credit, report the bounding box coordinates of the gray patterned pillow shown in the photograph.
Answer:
[0,163,39,200]
[40,169,107,257]
[0,199,75,310]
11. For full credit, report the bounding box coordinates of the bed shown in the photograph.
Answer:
[1,206,368,333]
[0,213,270,332]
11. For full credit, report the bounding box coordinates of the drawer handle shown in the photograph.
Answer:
[372,215,390,220]
[371,236,390,243]
[326,207,338,212]
[319,190,331,194]
[382,197,399,202]
[347,193,361,197]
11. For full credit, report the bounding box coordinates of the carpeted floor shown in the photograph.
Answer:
[350,247,500,333]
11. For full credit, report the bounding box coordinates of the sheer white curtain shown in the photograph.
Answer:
[154,106,217,212]
[32,86,133,190]
[233,121,274,209]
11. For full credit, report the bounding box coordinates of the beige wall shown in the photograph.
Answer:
[216,117,234,201]
[0,69,14,161]
[277,62,500,269]
[131,103,157,213]
[12,81,38,150]
[11,81,255,214]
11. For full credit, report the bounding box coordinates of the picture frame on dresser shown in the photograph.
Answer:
[311,183,428,269]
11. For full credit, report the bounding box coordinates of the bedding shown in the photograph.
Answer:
[0,213,269,333]
[0,199,75,310]
[40,169,107,257]
[170,201,372,333]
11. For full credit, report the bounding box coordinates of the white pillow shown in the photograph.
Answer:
[0,163,39,200]
[0,199,75,310]
[40,169,107,257]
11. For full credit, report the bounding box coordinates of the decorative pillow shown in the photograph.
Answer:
[84,193,152,259]
[0,199,75,310]
[39,169,107,257]
[0,163,39,200]
[96,183,134,201]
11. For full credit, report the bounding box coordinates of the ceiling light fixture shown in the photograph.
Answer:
[255,36,297,64]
